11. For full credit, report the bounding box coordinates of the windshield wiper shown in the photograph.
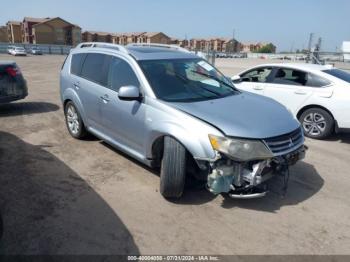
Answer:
[190,70,239,92]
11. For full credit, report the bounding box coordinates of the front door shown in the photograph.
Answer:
[100,56,146,155]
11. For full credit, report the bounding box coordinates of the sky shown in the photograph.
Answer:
[1,0,349,52]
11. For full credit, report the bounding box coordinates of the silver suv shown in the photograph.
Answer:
[60,43,306,199]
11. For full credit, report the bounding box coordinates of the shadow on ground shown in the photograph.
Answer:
[0,102,59,117]
[325,133,350,144]
[220,161,324,212]
[0,131,139,255]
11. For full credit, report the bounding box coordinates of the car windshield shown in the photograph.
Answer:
[139,58,239,102]
[323,69,350,83]
[16,47,24,51]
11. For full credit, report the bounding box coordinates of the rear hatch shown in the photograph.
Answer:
[0,62,27,100]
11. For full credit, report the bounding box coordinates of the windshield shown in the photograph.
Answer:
[139,58,238,102]
[16,48,25,51]
[323,69,350,83]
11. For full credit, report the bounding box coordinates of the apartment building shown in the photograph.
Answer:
[82,31,113,43]
[0,26,8,42]
[6,21,22,43]
[112,32,171,45]
[32,17,81,45]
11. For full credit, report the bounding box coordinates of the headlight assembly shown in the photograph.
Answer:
[209,134,273,161]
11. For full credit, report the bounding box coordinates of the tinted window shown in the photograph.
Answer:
[240,67,273,83]
[70,53,86,76]
[272,68,307,86]
[306,73,331,87]
[81,53,111,86]
[108,57,140,92]
[323,69,350,83]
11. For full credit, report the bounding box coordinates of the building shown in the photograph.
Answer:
[342,41,350,62]
[112,32,171,45]
[240,42,276,53]
[22,17,81,45]
[82,31,113,43]
[22,17,49,43]
[6,21,22,43]
[187,37,240,53]
[0,26,8,42]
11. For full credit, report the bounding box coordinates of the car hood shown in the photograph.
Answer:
[167,92,300,139]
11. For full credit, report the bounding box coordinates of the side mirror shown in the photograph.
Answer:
[118,85,141,101]
[231,75,241,82]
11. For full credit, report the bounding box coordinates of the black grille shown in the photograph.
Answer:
[264,128,304,155]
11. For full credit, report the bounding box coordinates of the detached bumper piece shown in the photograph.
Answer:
[207,146,306,199]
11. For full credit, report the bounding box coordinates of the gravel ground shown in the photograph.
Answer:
[0,54,349,255]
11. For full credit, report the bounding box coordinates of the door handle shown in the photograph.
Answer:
[253,86,264,90]
[73,82,80,90]
[294,90,307,95]
[100,94,110,103]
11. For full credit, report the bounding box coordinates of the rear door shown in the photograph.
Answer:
[235,66,274,95]
[264,67,332,113]
[70,53,111,130]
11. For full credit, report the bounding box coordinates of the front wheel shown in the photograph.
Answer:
[160,137,187,198]
[299,108,334,139]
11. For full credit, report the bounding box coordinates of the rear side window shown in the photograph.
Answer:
[81,53,111,87]
[272,68,307,86]
[70,53,86,76]
[108,57,140,92]
[240,67,273,83]
[306,73,331,87]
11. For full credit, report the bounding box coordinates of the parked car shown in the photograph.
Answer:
[29,47,43,55]
[232,63,350,139]
[9,47,27,56]
[60,43,305,199]
[7,46,15,54]
[0,61,28,103]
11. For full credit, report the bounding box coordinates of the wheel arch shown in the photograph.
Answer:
[297,104,335,121]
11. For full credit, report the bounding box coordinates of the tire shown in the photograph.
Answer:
[160,137,187,198]
[299,108,334,139]
[64,101,87,139]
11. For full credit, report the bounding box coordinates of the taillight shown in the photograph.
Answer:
[5,66,21,77]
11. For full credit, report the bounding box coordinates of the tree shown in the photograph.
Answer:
[255,43,276,53]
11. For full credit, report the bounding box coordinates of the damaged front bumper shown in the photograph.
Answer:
[205,145,306,199]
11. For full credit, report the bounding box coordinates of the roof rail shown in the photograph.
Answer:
[127,43,190,53]
[76,42,129,54]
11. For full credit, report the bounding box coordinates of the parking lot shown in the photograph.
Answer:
[0,54,350,255]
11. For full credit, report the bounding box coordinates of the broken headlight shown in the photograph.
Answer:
[209,135,273,161]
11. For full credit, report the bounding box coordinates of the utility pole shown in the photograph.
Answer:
[307,33,314,63]
[231,29,235,54]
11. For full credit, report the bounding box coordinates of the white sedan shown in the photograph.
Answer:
[9,47,27,56]
[232,63,350,139]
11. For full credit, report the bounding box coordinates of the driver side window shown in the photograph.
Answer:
[108,57,140,92]
[240,67,273,83]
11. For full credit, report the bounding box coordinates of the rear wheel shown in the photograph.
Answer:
[160,137,187,198]
[299,108,334,139]
[64,101,87,139]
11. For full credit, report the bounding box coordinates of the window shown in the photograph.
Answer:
[306,73,331,87]
[70,53,86,76]
[81,53,111,86]
[323,69,350,83]
[272,68,307,86]
[108,57,140,92]
[240,67,273,83]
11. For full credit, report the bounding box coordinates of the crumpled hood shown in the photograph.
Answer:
[167,92,300,139]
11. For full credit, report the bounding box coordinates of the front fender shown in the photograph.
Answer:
[145,120,217,160]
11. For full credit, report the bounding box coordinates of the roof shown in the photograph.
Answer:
[126,46,198,61]
[7,21,21,25]
[83,31,112,36]
[33,17,81,28]
[23,17,49,23]
[248,63,333,72]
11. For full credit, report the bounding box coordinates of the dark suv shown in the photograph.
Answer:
[0,61,28,103]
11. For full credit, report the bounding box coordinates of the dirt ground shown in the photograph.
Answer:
[0,54,350,255]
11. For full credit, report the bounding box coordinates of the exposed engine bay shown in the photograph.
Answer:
[206,146,306,199]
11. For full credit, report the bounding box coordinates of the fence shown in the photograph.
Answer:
[0,42,72,55]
